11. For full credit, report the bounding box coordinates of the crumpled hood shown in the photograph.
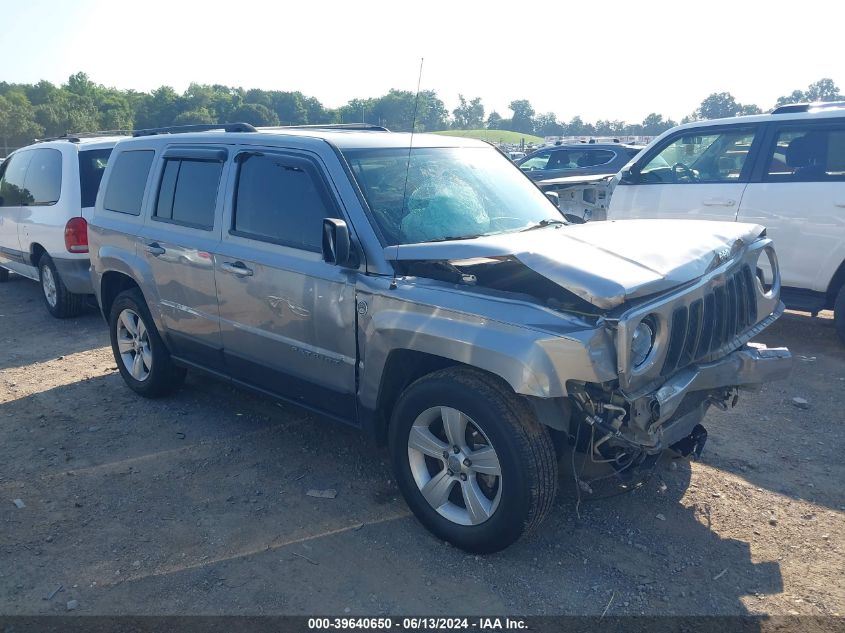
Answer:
[385,219,765,309]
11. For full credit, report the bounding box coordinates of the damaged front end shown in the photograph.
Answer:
[565,234,792,480]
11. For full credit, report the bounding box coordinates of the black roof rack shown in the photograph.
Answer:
[266,123,390,132]
[35,130,131,143]
[131,122,257,138]
[772,100,845,114]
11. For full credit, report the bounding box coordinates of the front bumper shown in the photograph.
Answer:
[627,343,792,449]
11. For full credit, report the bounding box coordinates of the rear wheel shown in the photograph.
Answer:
[389,367,558,553]
[109,288,186,397]
[38,254,85,318]
[834,285,845,345]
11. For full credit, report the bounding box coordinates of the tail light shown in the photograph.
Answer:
[64,217,89,253]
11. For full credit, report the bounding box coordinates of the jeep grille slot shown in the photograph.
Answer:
[660,265,757,376]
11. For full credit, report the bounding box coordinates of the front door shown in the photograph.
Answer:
[610,126,761,222]
[213,149,357,422]
[139,147,228,370]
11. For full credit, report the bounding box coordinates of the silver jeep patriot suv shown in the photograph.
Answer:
[89,123,792,553]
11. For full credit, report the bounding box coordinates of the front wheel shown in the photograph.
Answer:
[389,367,558,553]
[109,288,186,397]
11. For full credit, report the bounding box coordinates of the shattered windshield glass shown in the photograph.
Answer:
[342,147,563,245]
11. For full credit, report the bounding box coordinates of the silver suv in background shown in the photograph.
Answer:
[0,134,122,316]
[88,123,791,552]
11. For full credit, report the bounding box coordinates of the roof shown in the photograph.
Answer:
[109,127,492,152]
[669,102,845,133]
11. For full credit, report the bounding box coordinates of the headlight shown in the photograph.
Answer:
[631,319,656,368]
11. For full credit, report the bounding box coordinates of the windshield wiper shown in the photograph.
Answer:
[426,233,487,243]
[520,218,567,232]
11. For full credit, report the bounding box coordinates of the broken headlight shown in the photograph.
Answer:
[631,318,656,368]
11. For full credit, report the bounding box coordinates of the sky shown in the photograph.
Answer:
[1,0,843,125]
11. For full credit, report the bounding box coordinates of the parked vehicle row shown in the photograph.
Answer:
[81,123,790,552]
[607,101,845,342]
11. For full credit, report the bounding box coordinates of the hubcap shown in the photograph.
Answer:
[41,266,57,307]
[407,406,502,526]
[116,309,152,382]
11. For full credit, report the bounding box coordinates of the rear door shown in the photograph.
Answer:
[609,125,762,221]
[738,120,845,292]
[213,148,357,421]
[139,146,227,370]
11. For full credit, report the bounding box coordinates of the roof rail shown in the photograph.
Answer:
[35,130,132,143]
[267,123,390,132]
[772,100,845,114]
[132,122,257,138]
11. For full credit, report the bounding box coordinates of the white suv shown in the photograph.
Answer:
[607,102,845,342]
[0,135,123,317]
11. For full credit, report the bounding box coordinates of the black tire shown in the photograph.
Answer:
[835,284,845,345]
[38,254,85,318]
[108,287,186,397]
[389,366,558,553]
[0,267,9,282]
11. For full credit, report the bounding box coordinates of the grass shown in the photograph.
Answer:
[431,129,544,144]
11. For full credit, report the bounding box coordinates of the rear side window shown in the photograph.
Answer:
[154,159,222,230]
[765,126,845,182]
[104,150,155,215]
[78,148,112,208]
[232,153,338,251]
[0,151,33,206]
[23,148,62,205]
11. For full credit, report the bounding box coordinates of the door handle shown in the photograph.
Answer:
[702,198,736,207]
[221,261,254,277]
[145,243,166,256]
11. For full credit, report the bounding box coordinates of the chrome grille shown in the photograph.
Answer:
[661,265,757,376]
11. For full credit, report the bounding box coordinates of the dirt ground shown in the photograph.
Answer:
[0,274,842,616]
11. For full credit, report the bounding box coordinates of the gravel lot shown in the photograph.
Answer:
[0,274,842,616]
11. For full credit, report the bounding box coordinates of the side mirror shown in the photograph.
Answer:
[621,164,641,184]
[544,191,560,207]
[322,218,353,266]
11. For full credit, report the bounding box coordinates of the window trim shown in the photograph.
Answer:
[627,124,763,186]
[758,120,845,184]
[229,150,340,253]
[152,157,224,232]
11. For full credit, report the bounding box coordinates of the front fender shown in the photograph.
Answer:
[357,304,618,411]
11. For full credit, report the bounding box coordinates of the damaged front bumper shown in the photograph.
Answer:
[572,343,792,461]
[636,343,793,447]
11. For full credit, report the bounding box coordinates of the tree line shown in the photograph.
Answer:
[0,73,841,153]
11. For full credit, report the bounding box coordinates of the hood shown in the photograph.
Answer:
[384,219,765,310]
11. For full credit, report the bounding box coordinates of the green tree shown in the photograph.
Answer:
[0,92,43,154]
[172,108,216,125]
[134,86,183,128]
[533,112,564,136]
[229,103,280,126]
[451,94,484,129]
[776,78,842,107]
[508,99,535,134]
[486,111,503,129]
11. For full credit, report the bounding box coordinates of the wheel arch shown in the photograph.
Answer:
[30,243,46,267]
[100,271,141,321]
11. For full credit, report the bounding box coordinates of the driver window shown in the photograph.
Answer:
[640,129,757,184]
[519,151,550,171]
